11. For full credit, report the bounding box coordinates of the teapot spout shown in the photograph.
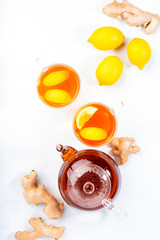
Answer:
[56,144,77,162]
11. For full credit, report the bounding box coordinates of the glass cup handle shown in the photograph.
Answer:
[102,198,127,221]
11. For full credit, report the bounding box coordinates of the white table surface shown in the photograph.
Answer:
[1,0,160,239]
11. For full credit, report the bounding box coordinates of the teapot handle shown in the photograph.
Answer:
[102,198,127,221]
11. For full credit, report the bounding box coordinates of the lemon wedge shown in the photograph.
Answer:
[80,127,107,141]
[43,70,69,86]
[45,89,71,104]
[76,106,98,130]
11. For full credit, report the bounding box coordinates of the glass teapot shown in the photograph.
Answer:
[57,144,122,213]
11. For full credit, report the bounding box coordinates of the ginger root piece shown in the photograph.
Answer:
[109,137,140,164]
[15,217,65,240]
[21,170,64,219]
[102,0,160,34]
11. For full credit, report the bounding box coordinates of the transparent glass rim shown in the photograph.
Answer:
[73,102,117,146]
[37,63,80,108]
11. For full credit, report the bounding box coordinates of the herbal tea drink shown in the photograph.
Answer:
[73,103,116,146]
[57,145,121,211]
[37,64,80,107]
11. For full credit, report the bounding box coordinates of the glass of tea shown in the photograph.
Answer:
[37,64,80,107]
[57,144,121,211]
[73,103,116,146]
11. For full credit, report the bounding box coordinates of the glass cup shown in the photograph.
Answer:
[37,64,80,107]
[73,103,116,146]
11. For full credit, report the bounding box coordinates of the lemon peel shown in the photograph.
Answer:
[80,127,107,141]
[44,89,71,104]
[43,70,69,86]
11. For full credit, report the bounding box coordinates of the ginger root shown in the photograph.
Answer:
[103,0,160,34]
[15,217,65,240]
[22,170,64,219]
[109,137,140,164]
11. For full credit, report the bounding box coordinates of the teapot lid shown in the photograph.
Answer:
[66,162,111,209]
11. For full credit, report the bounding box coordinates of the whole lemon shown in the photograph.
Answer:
[96,56,123,86]
[88,27,124,50]
[127,38,151,70]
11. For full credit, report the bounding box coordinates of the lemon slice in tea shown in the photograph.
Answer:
[76,106,98,130]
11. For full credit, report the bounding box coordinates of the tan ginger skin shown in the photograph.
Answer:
[103,0,160,34]
[21,170,64,219]
[15,217,65,240]
[109,137,140,164]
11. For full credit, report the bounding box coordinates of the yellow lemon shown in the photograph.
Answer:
[45,89,71,104]
[80,127,107,141]
[43,70,69,86]
[88,27,124,50]
[76,106,98,130]
[96,56,123,86]
[127,38,151,70]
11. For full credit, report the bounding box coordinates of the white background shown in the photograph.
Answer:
[1,0,160,239]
